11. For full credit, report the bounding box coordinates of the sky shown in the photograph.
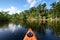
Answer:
[0,0,58,14]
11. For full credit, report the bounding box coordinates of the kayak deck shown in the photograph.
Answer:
[23,28,37,40]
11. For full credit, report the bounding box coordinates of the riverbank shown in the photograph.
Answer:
[27,18,60,22]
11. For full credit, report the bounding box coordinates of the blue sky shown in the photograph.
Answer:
[0,0,57,14]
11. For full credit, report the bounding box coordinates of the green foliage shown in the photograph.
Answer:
[51,1,60,18]
[0,11,10,22]
[0,1,60,22]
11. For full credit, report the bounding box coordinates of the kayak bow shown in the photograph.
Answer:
[23,28,37,40]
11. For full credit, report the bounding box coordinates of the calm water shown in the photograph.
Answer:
[0,20,60,40]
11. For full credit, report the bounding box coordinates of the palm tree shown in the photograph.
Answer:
[37,4,42,18]
[41,3,46,19]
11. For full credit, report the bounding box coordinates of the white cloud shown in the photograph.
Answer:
[27,0,32,4]
[56,0,59,2]
[30,0,36,8]
[26,0,41,8]
[17,10,21,14]
[0,6,21,14]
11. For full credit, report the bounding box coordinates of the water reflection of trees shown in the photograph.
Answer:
[19,20,60,36]
[0,22,9,28]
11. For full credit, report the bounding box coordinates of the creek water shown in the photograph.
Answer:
[0,20,60,40]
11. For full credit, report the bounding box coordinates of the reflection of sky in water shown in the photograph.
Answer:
[0,28,2,32]
[0,23,60,40]
[8,24,16,32]
[59,35,60,37]
[0,26,27,40]
[0,23,22,32]
[45,28,52,36]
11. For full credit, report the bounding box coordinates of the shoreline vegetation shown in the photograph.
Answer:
[0,1,60,22]
[27,18,59,21]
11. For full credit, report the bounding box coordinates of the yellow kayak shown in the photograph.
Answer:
[23,28,37,40]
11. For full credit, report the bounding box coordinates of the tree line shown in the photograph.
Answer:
[0,1,60,22]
